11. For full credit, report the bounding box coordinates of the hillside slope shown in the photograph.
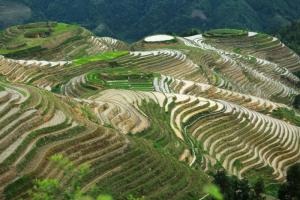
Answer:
[1,0,300,41]
[0,23,300,199]
[277,21,300,56]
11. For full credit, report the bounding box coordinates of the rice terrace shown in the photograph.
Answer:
[0,21,300,200]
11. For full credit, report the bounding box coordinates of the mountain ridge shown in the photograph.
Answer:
[1,0,300,41]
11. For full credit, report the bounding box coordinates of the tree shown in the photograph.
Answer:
[30,179,61,200]
[213,170,229,191]
[286,163,300,199]
[254,178,265,200]
[277,21,300,56]
[212,170,259,200]
[278,163,300,200]
[278,184,291,200]
[293,95,300,109]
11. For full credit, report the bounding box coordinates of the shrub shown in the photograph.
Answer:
[278,163,300,199]
[293,94,300,109]
[212,170,264,200]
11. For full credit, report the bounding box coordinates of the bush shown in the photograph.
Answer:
[212,170,265,200]
[293,95,300,109]
[278,163,300,199]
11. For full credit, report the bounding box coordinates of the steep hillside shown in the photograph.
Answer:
[277,21,300,57]
[2,0,300,41]
[0,23,300,199]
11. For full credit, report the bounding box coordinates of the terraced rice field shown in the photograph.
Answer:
[0,23,300,199]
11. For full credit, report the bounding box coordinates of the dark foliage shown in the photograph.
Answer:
[277,21,300,56]
[212,170,266,200]
[278,164,300,200]
[2,0,300,41]
[293,95,300,109]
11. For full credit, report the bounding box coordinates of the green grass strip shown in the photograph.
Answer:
[73,51,129,66]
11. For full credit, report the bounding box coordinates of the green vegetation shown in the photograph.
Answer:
[53,23,77,34]
[106,79,153,91]
[80,104,99,123]
[85,67,155,91]
[4,0,300,41]
[241,56,257,64]
[203,184,223,200]
[73,51,129,66]
[0,20,299,200]
[271,108,300,127]
[212,170,265,200]
[133,100,187,158]
[87,136,209,200]
[278,163,300,200]
[0,22,79,54]
[51,84,62,94]
[293,94,300,108]
[4,175,34,200]
[23,28,51,38]
[178,28,201,37]
[244,166,280,197]
[271,94,292,105]
[28,154,113,200]
[204,29,248,38]
[233,48,241,54]
[277,21,300,56]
